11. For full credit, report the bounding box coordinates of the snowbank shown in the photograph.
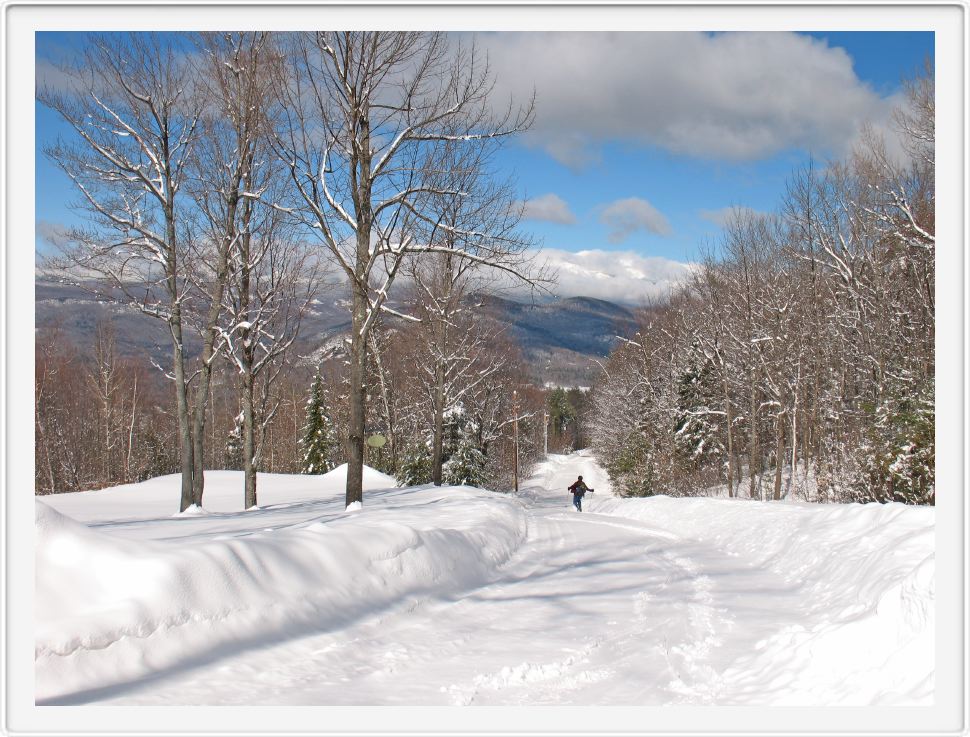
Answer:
[39,465,398,526]
[321,462,398,489]
[36,478,527,703]
[587,494,934,705]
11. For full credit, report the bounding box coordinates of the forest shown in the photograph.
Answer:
[36,31,548,506]
[35,31,934,508]
[589,65,934,505]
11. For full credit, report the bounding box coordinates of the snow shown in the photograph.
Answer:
[37,467,525,704]
[587,492,934,704]
[173,503,205,517]
[36,452,933,707]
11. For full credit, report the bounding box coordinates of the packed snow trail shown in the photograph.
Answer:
[36,453,933,705]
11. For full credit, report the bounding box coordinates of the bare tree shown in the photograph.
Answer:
[220,214,316,508]
[86,321,122,483]
[190,31,315,509]
[404,139,535,485]
[39,32,204,510]
[273,31,535,506]
[179,32,279,506]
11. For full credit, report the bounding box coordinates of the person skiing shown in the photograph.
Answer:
[568,475,593,512]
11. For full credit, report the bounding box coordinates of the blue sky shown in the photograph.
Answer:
[35,30,933,298]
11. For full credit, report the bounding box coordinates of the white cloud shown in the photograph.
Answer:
[480,31,896,167]
[698,206,769,228]
[599,197,672,243]
[529,247,694,304]
[520,193,577,224]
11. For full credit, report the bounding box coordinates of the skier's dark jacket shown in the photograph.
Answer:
[568,480,590,497]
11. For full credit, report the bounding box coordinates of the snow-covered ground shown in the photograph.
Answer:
[36,453,933,706]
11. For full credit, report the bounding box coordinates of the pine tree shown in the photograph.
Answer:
[443,420,489,487]
[225,413,243,471]
[673,357,724,471]
[547,388,577,451]
[440,404,465,463]
[857,375,934,504]
[300,373,337,475]
[609,428,659,497]
[397,442,433,486]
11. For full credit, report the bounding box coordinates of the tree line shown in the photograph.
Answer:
[38,31,544,508]
[590,64,934,505]
[300,310,547,492]
[35,309,547,496]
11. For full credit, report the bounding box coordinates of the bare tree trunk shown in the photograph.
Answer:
[243,368,257,509]
[167,207,195,512]
[722,371,735,498]
[787,388,798,497]
[126,373,138,482]
[748,379,759,499]
[161,151,196,511]
[208,379,216,470]
[431,358,446,486]
[347,289,368,507]
[173,316,195,512]
[238,197,258,507]
[345,88,373,508]
[773,412,784,500]
[807,372,819,478]
[190,228,235,506]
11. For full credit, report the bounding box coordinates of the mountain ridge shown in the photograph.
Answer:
[36,279,640,385]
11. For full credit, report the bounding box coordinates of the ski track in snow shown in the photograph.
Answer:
[36,452,933,706]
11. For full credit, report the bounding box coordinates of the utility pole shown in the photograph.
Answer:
[512,390,519,493]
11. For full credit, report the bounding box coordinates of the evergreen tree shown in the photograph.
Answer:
[440,404,465,463]
[300,373,337,475]
[397,442,433,486]
[225,413,243,470]
[443,420,489,487]
[547,388,577,451]
[607,428,655,497]
[856,375,934,504]
[673,356,724,471]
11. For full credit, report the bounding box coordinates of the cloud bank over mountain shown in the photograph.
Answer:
[530,248,694,305]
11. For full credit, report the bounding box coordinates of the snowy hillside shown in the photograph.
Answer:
[36,453,933,706]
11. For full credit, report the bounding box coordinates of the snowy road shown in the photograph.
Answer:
[37,452,933,706]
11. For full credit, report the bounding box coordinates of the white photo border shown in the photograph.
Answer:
[2,2,966,735]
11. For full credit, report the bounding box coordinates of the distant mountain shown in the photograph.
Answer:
[479,293,638,356]
[35,280,640,386]
[36,280,175,363]
[476,294,639,385]
[35,279,352,363]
